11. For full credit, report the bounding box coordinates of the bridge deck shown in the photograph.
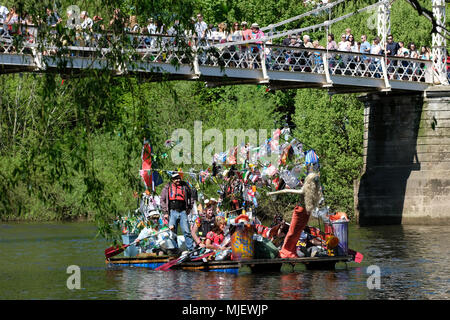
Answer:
[0,32,443,93]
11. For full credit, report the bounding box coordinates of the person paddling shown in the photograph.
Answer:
[205,216,228,251]
[191,199,217,248]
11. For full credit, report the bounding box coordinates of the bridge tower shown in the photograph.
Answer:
[432,0,448,85]
[357,88,450,226]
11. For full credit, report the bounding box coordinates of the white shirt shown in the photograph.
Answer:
[215,31,227,41]
[147,23,156,34]
[338,41,350,51]
[7,14,18,25]
[0,6,8,24]
[208,30,221,42]
[229,30,242,42]
[130,24,140,33]
[81,17,93,29]
[168,23,179,36]
[370,44,381,55]
[195,20,207,38]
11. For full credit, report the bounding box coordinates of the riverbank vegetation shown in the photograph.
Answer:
[0,0,443,239]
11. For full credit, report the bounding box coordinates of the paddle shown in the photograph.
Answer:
[104,228,170,259]
[348,248,364,263]
[191,250,215,261]
[155,247,203,271]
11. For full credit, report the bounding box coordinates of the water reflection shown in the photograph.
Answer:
[106,268,359,300]
[1,222,449,299]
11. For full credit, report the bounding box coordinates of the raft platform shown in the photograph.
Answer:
[106,254,353,275]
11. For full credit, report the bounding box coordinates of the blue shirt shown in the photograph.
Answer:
[360,41,371,54]
[360,41,371,60]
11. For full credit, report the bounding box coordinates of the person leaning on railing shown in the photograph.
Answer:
[337,33,351,66]
[194,13,207,46]
[312,40,324,72]
[226,22,242,67]
[5,6,19,35]
[21,14,35,44]
[385,34,399,78]
[326,33,338,67]
[249,23,264,69]
[0,4,9,36]
[369,36,382,78]
[46,7,61,28]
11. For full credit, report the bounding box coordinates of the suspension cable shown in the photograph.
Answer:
[207,1,385,49]
[259,0,347,32]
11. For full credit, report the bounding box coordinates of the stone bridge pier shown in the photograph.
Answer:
[356,86,450,226]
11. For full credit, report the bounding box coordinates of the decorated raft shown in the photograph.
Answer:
[104,130,364,273]
[106,254,354,275]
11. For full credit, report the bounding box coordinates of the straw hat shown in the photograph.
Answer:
[204,198,218,207]
[149,210,160,218]
[251,23,259,28]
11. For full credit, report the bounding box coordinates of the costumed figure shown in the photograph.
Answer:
[267,172,322,258]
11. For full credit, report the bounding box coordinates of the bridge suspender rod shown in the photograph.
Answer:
[192,46,201,79]
[260,43,269,83]
[380,57,391,91]
[323,24,333,88]
[322,52,333,88]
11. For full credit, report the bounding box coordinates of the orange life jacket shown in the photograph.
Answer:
[168,183,186,201]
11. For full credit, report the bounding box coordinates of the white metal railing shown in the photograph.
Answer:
[0,28,440,86]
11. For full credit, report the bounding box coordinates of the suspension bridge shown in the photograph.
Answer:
[0,0,448,94]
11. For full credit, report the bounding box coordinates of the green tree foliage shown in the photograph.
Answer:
[293,89,364,217]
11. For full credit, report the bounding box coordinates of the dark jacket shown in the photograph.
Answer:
[386,41,400,56]
[160,181,193,213]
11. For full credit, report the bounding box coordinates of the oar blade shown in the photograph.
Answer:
[105,244,126,259]
[155,248,202,271]
[348,248,364,263]
[155,257,179,271]
[191,251,215,261]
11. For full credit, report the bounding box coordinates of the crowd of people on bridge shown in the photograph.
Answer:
[1,3,449,81]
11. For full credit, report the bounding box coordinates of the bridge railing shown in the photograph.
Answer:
[193,42,434,85]
[0,29,438,85]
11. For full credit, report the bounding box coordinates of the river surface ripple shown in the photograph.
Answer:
[0,222,448,299]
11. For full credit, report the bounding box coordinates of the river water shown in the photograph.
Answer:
[0,222,449,300]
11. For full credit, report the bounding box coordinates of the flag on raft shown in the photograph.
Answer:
[305,149,319,172]
[305,149,319,165]
[139,139,163,191]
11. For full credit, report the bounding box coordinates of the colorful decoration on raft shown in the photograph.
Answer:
[139,139,164,192]
[138,128,320,210]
